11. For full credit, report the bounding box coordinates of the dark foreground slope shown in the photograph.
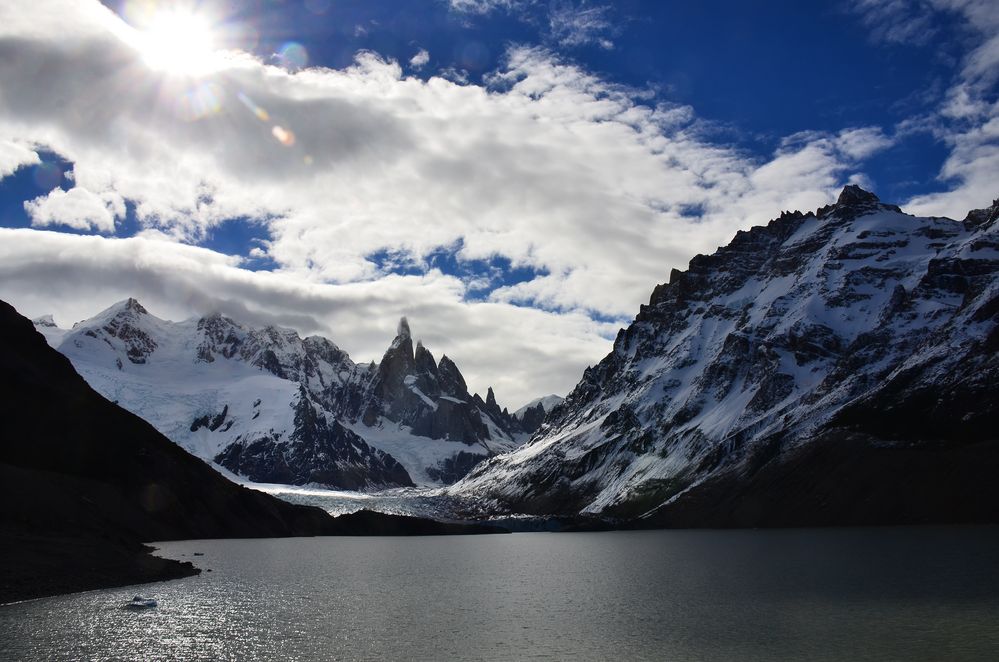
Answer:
[637,433,999,528]
[0,300,501,603]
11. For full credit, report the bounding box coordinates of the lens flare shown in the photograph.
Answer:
[175,82,223,121]
[237,91,270,122]
[32,162,63,190]
[277,42,308,70]
[272,125,296,146]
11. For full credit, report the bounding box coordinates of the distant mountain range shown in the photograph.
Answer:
[34,303,562,489]
[449,186,999,526]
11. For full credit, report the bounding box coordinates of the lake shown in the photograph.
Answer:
[3,527,999,660]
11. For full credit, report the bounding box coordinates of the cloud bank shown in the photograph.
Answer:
[0,228,615,408]
[4,0,981,405]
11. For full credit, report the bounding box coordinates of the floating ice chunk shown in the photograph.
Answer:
[123,595,157,610]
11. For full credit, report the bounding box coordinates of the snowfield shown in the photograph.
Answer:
[37,299,553,490]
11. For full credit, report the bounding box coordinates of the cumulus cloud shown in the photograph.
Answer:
[0,228,613,408]
[833,126,896,160]
[0,138,39,177]
[409,48,430,69]
[906,104,999,217]
[24,185,124,232]
[1,5,877,310]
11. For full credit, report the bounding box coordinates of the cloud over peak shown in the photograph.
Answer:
[4,0,979,403]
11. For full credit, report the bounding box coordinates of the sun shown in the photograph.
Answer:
[133,9,219,76]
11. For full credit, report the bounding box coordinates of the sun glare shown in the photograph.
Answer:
[136,9,218,76]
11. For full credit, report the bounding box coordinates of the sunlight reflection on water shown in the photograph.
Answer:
[2,528,999,661]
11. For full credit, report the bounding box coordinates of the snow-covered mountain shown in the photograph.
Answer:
[449,186,999,524]
[514,395,565,418]
[512,394,565,434]
[39,302,548,488]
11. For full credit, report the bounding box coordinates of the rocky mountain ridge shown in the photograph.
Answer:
[38,303,558,489]
[449,186,999,525]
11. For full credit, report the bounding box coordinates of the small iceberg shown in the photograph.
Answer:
[123,595,157,610]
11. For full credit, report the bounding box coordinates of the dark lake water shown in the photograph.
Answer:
[3,527,999,661]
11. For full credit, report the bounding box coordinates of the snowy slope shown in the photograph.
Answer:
[449,186,999,519]
[31,314,67,347]
[513,395,564,419]
[42,300,536,488]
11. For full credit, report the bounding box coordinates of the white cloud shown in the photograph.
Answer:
[0,228,613,408]
[906,101,999,217]
[0,138,39,177]
[449,0,531,15]
[548,2,616,49]
[847,0,942,46]
[848,0,999,217]
[450,0,618,50]
[834,127,896,160]
[0,1,903,401]
[409,48,430,69]
[24,185,124,232]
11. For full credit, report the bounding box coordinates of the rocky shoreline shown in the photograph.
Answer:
[0,533,199,605]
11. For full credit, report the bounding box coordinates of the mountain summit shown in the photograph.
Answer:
[39,307,555,488]
[450,187,999,526]
[836,183,880,207]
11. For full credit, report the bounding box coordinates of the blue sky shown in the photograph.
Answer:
[0,0,996,406]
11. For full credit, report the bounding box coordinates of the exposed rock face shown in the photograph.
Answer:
[359,322,522,445]
[42,305,539,488]
[426,451,487,484]
[510,395,565,435]
[517,402,547,434]
[214,386,413,488]
[86,298,158,365]
[363,317,418,423]
[451,187,999,525]
[356,319,499,445]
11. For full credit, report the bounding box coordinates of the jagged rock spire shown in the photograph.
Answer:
[115,298,147,315]
[483,386,503,418]
[816,185,899,221]
[414,340,439,379]
[836,184,880,207]
[397,316,411,340]
[437,354,468,396]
